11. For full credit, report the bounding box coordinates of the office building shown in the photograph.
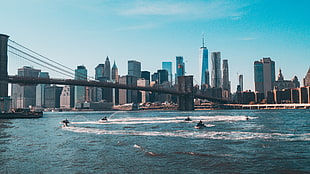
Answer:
[200,35,209,86]
[11,66,41,108]
[176,56,185,82]
[128,60,141,78]
[44,85,63,108]
[60,85,74,109]
[274,69,300,90]
[112,61,119,82]
[74,65,87,108]
[239,74,243,91]
[162,62,172,83]
[211,52,221,88]
[104,56,111,81]
[119,75,138,104]
[157,69,169,84]
[254,57,275,94]
[36,72,50,108]
[222,59,231,98]
[137,78,150,103]
[141,71,150,81]
[95,64,104,81]
[304,68,310,86]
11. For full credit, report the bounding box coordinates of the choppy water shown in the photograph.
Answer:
[0,110,309,173]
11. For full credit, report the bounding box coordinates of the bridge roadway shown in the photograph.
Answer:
[7,75,231,104]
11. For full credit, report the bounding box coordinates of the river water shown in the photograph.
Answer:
[0,110,309,173]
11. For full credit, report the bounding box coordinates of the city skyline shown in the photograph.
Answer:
[1,0,309,92]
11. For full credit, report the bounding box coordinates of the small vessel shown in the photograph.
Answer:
[60,119,70,127]
[184,116,192,121]
[0,108,43,119]
[194,120,206,129]
[99,116,108,123]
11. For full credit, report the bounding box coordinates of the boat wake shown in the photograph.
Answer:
[62,126,310,141]
[133,144,159,156]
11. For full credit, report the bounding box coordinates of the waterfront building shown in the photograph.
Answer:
[211,52,221,88]
[157,69,169,84]
[141,71,150,81]
[176,56,185,82]
[303,68,310,86]
[119,75,138,104]
[128,60,141,78]
[11,66,41,109]
[104,56,111,81]
[111,61,119,82]
[254,57,275,95]
[74,65,87,108]
[299,87,308,103]
[44,85,62,108]
[222,59,231,98]
[239,74,243,91]
[162,61,173,83]
[274,69,300,90]
[200,36,209,86]
[60,85,74,109]
[36,72,49,108]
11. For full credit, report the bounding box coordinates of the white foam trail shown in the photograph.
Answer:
[68,115,254,125]
[62,126,310,141]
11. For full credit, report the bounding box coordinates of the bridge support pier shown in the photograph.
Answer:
[0,34,9,98]
[177,76,194,111]
[0,34,11,113]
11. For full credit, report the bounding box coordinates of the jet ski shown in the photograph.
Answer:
[194,120,206,129]
[184,116,192,121]
[99,116,108,123]
[60,119,70,127]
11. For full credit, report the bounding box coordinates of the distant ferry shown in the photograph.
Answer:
[0,108,43,119]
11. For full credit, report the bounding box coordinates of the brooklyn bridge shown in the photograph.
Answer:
[0,34,232,111]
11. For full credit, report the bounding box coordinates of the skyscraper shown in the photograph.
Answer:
[104,56,111,80]
[176,56,185,82]
[162,61,172,83]
[254,57,275,94]
[200,35,209,86]
[141,71,150,81]
[211,52,221,88]
[157,69,169,84]
[11,66,41,108]
[222,59,230,98]
[74,65,87,108]
[36,72,49,108]
[128,60,141,78]
[239,74,243,91]
[119,75,138,104]
[112,61,119,82]
[95,64,104,81]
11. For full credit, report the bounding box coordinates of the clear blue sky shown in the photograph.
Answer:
[1,0,309,91]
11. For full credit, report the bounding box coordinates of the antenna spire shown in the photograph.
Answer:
[202,32,205,47]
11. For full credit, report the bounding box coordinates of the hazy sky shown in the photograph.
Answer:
[1,0,309,91]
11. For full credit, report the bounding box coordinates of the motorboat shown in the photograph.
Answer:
[194,120,206,129]
[60,119,70,126]
[99,116,108,123]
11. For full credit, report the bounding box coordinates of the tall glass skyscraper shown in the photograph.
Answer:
[200,36,209,86]
[128,60,141,78]
[254,57,275,94]
[36,72,49,108]
[176,56,185,82]
[74,65,87,108]
[162,61,172,83]
[211,52,221,88]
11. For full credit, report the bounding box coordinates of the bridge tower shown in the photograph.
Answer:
[0,34,9,97]
[177,76,194,111]
[0,34,11,112]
